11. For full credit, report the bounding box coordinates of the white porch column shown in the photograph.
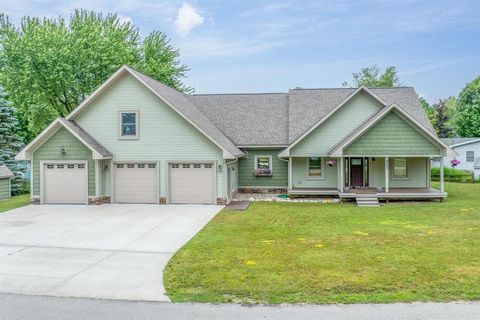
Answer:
[339,158,344,192]
[384,157,389,193]
[440,157,445,193]
[95,159,101,198]
[288,157,292,191]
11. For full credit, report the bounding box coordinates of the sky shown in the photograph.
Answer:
[1,0,479,103]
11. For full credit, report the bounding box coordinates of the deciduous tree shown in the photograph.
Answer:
[0,10,190,141]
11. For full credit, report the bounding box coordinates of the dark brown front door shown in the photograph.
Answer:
[350,158,363,187]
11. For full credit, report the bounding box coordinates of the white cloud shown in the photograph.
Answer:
[173,3,204,36]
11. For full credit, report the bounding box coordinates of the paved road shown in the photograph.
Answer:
[0,204,221,301]
[1,293,479,320]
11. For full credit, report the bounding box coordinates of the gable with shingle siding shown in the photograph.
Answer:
[344,111,441,156]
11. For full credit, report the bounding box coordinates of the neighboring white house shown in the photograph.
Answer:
[432,138,480,180]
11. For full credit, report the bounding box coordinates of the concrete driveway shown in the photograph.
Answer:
[0,204,222,301]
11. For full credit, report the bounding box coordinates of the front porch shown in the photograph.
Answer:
[287,156,447,200]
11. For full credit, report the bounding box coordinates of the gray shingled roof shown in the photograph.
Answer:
[0,165,13,179]
[188,87,433,146]
[441,137,480,147]
[59,118,113,158]
[127,67,245,157]
[288,87,434,143]
[189,94,289,146]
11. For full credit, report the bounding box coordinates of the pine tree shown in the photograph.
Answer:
[0,87,24,195]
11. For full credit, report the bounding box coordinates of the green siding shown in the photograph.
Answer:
[0,179,10,199]
[292,92,382,156]
[370,157,428,188]
[238,149,287,187]
[344,111,441,156]
[76,74,225,198]
[32,127,95,196]
[292,157,338,188]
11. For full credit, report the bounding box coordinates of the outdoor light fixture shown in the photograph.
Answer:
[60,147,67,155]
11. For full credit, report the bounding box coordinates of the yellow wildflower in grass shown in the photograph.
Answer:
[426,230,437,235]
[354,231,369,236]
[460,208,471,212]
[245,260,257,266]
[376,256,386,260]
[298,237,309,243]
[314,243,325,248]
[467,227,477,231]
[260,240,275,245]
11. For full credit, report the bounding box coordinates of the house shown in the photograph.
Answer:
[15,66,456,205]
[433,138,480,180]
[0,165,14,200]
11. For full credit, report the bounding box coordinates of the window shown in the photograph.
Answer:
[120,111,138,138]
[127,164,135,168]
[116,164,124,169]
[466,151,475,162]
[148,163,156,169]
[392,158,407,178]
[67,164,75,169]
[204,164,213,168]
[57,164,64,169]
[171,164,179,168]
[138,164,145,168]
[78,164,85,169]
[194,164,201,168]
[46,164,54,169]
[307,157,323,178]
[182,164,190,168]
[254,155,272,176]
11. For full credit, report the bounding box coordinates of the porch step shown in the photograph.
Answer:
[356,197,380,207]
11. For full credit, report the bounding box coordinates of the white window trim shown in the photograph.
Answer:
[119,110,139,140]
[305,157,325,180]
[254,155,273,174]
[391,157,409,180]
[466,151,475,162]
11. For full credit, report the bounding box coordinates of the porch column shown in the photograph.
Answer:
[339,158,344,192]
[95,159,101,198]
[384,157,389,193]
[440,157,445,193]
[288,157,292,191]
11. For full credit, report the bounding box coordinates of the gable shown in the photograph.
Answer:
[344,111,441,156]
[32,127,95,196]
[291,91,383,156]
[75,73,224,160]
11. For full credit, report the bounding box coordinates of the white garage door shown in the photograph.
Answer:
[114,163,157,203]
[169,163,215,204]
[43,163,87,204]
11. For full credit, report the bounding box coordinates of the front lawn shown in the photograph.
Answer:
[0,194,30,213]
[165,183,480,304]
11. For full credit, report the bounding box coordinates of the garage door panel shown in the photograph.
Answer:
[114,164,157,204]
[43,163,87,204]
[169,163,215,204]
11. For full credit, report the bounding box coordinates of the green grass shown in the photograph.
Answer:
[0,194,30,213]
[164,182,480,304]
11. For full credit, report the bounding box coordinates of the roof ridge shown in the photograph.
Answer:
[191,92,287,96]
[290,86,414,91]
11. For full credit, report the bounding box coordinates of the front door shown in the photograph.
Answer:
[350,158,364,187]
